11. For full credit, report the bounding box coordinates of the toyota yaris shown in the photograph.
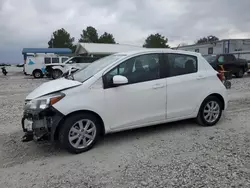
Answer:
[22,49,228,154]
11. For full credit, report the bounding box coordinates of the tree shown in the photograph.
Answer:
[79,26,99,43]
[48,28,75,50]
[143,33,170,48]
[98,32,116,44]
[196,35,219,44]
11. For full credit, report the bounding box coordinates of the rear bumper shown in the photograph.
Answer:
[22,107,64,141]
[223,90,229,110]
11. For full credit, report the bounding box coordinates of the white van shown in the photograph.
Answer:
[22,49,228,154]
[24,54,69,78]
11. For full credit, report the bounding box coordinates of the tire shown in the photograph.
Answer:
[196,96,223,126]
[52,69,63,79]
[59,113,102,154]
[235,69,244,78]
[33,70,43,78]
[224,80,231,89]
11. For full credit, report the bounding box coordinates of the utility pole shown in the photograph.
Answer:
[51,35,54,48]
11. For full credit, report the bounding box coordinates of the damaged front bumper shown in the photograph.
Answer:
[22,106,64,142]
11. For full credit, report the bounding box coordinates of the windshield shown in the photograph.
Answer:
[73,54,126,82]
[204,55,216,63]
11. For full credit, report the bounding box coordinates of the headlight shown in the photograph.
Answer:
[28,93,65,110]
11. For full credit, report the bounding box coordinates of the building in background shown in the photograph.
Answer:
[173,39,250,55]
[75,43,144,57]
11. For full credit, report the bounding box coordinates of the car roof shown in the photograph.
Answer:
[115,48,201,57]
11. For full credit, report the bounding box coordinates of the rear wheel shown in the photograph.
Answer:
[196,96,223,126]
[52,69,63,79]
[235,69,244,78]
[59,113,101,154]
[33,70,43,78]
[224,80,231,89]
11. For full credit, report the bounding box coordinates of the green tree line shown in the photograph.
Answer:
[48,26,219,52]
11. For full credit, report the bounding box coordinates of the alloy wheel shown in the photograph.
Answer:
[68,119,97,149]
[203,101,220,123]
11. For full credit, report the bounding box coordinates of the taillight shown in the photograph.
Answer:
[217,72,224,81]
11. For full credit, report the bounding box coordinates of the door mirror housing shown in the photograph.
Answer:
[113,75,128,85]
[67,60,73,64]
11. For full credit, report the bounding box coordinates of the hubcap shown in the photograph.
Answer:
[203,101,220,123]
[35,72,41,77]
[68,119,96,149]
[54,70,61,78]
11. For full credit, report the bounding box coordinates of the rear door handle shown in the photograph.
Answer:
[197,75,205,80]
[152,84,164,89]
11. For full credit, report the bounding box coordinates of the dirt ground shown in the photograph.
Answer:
[1,67,250,188]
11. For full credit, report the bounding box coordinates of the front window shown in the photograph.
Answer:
[62,58,69,63]
[66,57,78,64]
[104,53,161,88]
[72,54,126,82]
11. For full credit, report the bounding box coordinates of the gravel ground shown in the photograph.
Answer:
[1,68,250,188]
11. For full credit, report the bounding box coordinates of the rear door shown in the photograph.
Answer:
[164,53,206,119]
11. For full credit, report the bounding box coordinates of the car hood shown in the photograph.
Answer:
[26,78,82,100]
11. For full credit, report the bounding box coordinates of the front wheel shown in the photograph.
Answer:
[59,113,101,154]
[196,96,223,126]
[52,69,63,79]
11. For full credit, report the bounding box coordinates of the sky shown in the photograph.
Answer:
[1,0,250,64]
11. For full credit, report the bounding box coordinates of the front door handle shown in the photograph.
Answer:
[152,84,164,89]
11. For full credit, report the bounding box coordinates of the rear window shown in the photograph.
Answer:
[167,53,198,77]
[204,55,216,63]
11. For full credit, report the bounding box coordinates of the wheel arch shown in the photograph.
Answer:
[53,110,105,141]
[32,69,42,74]
[51,66,64,71]
[199,93,225,111]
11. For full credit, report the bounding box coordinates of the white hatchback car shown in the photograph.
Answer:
[22,49,228,153]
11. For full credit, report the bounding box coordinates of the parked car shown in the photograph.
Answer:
[45,56,101,79]
[204,54,249,78]
[22,49,228,154]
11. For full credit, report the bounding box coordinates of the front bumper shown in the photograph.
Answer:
[22,106,64,141]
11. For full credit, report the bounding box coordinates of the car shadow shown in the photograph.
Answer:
[0,119,199,168]
[98,119,197,146]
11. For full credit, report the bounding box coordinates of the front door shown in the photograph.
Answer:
[102,53,167,130]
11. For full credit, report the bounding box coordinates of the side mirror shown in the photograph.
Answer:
[113,75,128,85]
[67,60,73,64]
